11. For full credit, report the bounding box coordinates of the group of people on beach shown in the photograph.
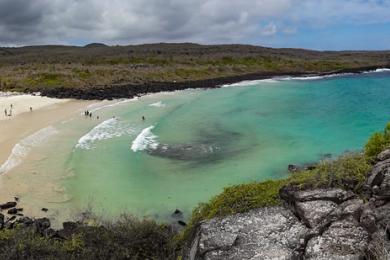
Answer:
[84,110,99,120]
[4,104,33,117]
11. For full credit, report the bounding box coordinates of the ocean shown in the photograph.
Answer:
[2,70,390,223]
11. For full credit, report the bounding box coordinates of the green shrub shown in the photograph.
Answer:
[287,152,371,192]
[0,216,176,260]
[365,122,390,158]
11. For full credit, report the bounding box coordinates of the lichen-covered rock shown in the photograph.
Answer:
[296,200,338,228]
[377,149,390,162]
[305,216,369,259]
[339,199,364,220]
[366,159,390,188]
[192,207,308,260]
[281,187,355,204]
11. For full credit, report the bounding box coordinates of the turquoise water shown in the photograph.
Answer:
[25,72,390,221]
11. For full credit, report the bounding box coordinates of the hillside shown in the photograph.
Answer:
[0,43,389,98]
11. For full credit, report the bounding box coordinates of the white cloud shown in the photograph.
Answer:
[0,0,389,46]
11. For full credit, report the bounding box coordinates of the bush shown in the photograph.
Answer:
[0,216,176,260]
[288,152,371,192]
[365,122,390,158]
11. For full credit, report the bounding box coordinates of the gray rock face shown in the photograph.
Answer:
[296,200,337,228]
[191,207,308,260]
[305,217,369,260]
[292,188,355,203]
[189,149,390,260]
[377,149,390,161]
[366,159,390,189]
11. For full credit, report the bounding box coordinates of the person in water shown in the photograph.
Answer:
[89,112,92,118]
[142,116,145,121]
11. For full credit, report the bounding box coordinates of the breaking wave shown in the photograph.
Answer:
[0,126,58,174]
[149,101,166,108]
[76,118,134,150]
[131,126,159,152]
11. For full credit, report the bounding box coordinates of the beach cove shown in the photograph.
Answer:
[0,70,390,227]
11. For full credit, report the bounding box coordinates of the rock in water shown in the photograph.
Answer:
[0,202,17,210]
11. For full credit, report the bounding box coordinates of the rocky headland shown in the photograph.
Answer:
[187,148,390,259]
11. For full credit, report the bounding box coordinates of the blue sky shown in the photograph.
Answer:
[0,0,389,50]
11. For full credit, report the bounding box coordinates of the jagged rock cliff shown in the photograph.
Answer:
[188,149,390,260]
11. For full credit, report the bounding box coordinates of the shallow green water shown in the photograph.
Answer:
[17,72,390,221]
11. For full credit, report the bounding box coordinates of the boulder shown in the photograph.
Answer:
[366,159,390,188]
[281,187,355,204]
[373,202,390,231]
[0,213,4,228]
[295,200,338,228]
[288,164,301,173]
[0,202,17,210]
[339,199,364,220]
[16,217,34,226]
[377,149,390,162]
[34,218,51,234]
[305,216,369,259]
[172,209,183,219]
[190,207,308,260]
[7,208,18,215]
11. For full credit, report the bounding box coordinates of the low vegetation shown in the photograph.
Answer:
[0,43,389,93]
[365,122,390,159]
[0,216,176,260]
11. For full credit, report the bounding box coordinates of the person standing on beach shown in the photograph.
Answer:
[30,107,33,112]
[4,108,7,116]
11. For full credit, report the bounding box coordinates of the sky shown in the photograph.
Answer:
[0,0,389,50]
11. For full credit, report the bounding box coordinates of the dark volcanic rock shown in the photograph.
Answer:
[189,207,308,260]
[0,201,17,210]
[7,208,18,215]
[0,213,4,228]
[34,218,51,234]
[172,209,183,219]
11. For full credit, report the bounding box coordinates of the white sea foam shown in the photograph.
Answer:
[131,126,159,152]
[76,118,134,150]
[0,126,58,174]
[364,68,390,73]
[221,73,357,88]
[83,98,139,115]
[149,101,166,108]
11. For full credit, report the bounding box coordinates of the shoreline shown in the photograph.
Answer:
[38,65,390,100]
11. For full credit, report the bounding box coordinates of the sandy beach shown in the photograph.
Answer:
[0,93,95,225]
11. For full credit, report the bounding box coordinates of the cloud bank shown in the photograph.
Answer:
[0,0,389,49]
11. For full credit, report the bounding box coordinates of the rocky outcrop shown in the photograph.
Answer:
[191,207,307,260]
[188,149,390,260]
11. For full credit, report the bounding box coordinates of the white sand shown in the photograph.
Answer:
[0,93,70,120]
